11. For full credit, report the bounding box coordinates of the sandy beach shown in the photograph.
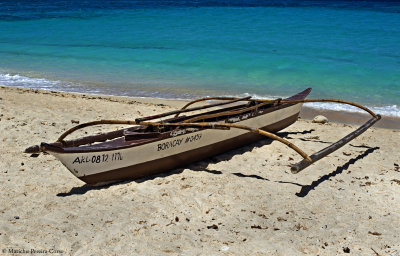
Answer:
[1,86,399,255]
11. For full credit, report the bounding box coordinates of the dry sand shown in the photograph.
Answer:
[1,86,399,255]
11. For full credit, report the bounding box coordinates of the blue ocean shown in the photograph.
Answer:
[0,0,399,116]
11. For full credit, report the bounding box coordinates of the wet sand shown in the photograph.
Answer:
[1,86,399,255]
[300,107,400,130]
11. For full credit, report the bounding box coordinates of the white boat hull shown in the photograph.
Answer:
[50,103,302,185]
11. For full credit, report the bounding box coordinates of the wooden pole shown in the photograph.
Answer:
[182,100,278,123]
[175,96,251,117]
[135,96,251,123]
[57,120,137,143]
[290,115,381,173]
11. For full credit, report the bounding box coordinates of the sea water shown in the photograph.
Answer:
[0,0,399,117]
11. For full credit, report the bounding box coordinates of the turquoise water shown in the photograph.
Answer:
[0,1,399,116]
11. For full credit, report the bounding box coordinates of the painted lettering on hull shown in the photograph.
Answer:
[157,138,184,151]
[157,133,203,151]
[185,134,202,143]
[72,152,123,165]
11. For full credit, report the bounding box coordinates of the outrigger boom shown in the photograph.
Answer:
[25,88,380,186]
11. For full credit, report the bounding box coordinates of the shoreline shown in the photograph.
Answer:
[300,107,400,130]
[2,85,399,129]
[1,71,399,118]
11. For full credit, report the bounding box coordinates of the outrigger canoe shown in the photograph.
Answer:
[25,88,381,186]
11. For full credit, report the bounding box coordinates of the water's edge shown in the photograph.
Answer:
[2,84,398,130]
[1,73,399,119]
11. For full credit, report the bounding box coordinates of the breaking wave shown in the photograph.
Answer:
[1,73,399,118]
[0,73,78,91]
[243,93,400,118]
[305,102,399,118]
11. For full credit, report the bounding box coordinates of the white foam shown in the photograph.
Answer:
[1,73,399,118]
[0,72,92,94]
[305,102,400,118]
[240,92,400,118]
[0,73,62,88]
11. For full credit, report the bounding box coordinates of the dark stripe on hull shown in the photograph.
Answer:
[80,113,299,185]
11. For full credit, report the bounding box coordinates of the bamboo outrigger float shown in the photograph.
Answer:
[25,88,381,186]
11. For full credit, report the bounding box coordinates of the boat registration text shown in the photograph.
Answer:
[72,152,123,165]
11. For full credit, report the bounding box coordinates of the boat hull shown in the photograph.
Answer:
[50,103,302,185]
